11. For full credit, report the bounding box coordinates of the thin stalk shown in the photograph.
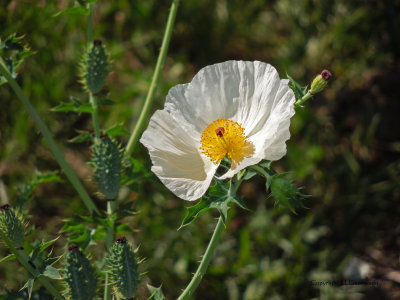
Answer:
[90,93,101,139]
[177,216,225,300]
[104,200,116,300]
[0,232,64,300]
[0,58,99,215]
[294,90,313,107]
[125,0,180,157]
[87,3,93,46]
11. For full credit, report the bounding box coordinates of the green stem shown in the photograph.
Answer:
[87,3,93,46]
[125,0,180,157]
[90,93,101,139]
[104,200,116,300]
[294,90,313,107]
[250,165,271,178]
[0,232,64,300]
[0,58,100,215]
[177,216,225,300]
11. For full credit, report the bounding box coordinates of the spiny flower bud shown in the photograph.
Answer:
[80,40,110,94]
[63,246,97,300]
[0,204,25,248]
[106,237,140,299]
[310,69,332,95]
[91,135,123,200]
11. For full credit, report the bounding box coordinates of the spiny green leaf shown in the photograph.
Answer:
[42,265,61,280]
[147,284,165,300]
[0,253,16,263]
[39,236,60,253]
[68,130,93,143]
[287,74,308,101]
[51,97,94,113]
[180,180,247,228]
[105,125,130,137]
[19,278,34,300]
[0,34,34,86]
[15,171,62,209]
[97,98,115,106]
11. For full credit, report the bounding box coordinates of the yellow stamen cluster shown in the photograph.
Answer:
[200,119,254,169]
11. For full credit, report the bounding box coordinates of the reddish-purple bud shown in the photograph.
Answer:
[116,237,127,244]
[321,69,332,81]
[68,245,79,252]
[0,204,10,211]
[93,40,102,46]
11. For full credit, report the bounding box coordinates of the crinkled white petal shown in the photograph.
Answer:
[140,110,217,201]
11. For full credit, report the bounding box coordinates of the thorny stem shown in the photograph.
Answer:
[178,178,243,300]
[0,58,100,215]
[125,0,180,157]
[294,90,313,107]
[104,200,116,300]
[177,216,225,300]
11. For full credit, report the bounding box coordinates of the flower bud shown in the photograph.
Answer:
[63,246,97,300]
[0,204,25,248]
[106,237,140,299]
[310,69,332,95]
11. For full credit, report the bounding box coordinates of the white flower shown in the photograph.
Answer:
[140,61,295,201]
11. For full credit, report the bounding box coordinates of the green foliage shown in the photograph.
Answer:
[62,246,97,300]
[51,97,94,114]
[91,136,123,200]
[106,238,140,299]
[147,284,165,300]
[181,179,247,228]
[0,204,25,248]
[0,34,34,86]
[80,41,109,94]
[15,172,62,209]
[287,74,308,101]
[68,130,93,143]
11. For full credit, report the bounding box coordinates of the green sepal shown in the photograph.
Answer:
[0,204,25,248]
[287,74,308,102]
[180,179,247,228]
[0,34,34,86]
[80,41,110,94]
[106,238,140,299]
[51,97,94,113]
[91,136,123,200]
[15,171,62,209]
[147,284,165,300]
[62,247,97,300]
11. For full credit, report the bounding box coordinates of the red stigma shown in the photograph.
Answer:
[215,127,225,137]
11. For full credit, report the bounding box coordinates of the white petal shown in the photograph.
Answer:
[219,73,295,179]
[140,110,217,201]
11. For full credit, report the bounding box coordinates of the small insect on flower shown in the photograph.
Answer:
[141,61,295,201]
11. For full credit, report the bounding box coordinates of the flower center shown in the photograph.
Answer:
[200,119,254,169]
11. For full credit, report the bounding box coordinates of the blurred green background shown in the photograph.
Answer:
[1,0,400,299]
